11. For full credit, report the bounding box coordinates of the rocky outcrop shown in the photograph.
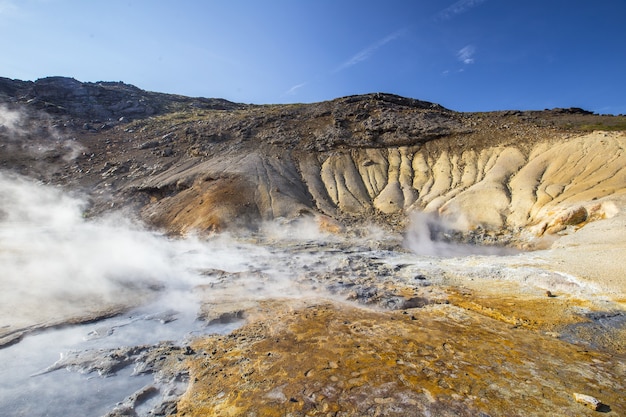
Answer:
[0,76,244,122]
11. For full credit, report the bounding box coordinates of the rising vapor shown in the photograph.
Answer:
[0,105,85,162]
[403,211,515,257]
[0,104,25,136]
[0,172,328,340]
[0,172,179,328]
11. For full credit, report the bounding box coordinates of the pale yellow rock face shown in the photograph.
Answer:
[139,124,625,240]
[310,132,626,235]
[296,131,626,295]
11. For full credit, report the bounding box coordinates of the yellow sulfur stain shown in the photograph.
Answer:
[176,300,625,416]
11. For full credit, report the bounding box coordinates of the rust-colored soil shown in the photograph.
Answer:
[178,300,624,417]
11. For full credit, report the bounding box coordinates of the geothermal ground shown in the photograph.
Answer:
[0,77,625,416]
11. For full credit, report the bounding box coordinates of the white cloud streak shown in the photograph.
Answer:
[457,45,476,64]
[284,82,307,96]
[334,29,406,73]
[437,0,487,20]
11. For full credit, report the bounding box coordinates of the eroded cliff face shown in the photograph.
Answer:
[136,129,626,249]
[310,132,625,236]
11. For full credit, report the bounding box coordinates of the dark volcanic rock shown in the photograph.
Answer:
[0,76,245,121]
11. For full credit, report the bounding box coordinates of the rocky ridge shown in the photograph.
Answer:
[0,76,244,121]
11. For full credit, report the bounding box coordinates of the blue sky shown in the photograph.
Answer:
[1,0,625,114]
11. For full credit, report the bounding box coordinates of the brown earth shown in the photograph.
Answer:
[178,300,624,417]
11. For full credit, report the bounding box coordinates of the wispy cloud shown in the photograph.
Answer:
[436,0,487,20]
[334,29,407,73]
[283,28,407,98]
[457,45,476,64]
[284,82,307,96]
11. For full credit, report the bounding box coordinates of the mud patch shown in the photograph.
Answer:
[560,310,626,354]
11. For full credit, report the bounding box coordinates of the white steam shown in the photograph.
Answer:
[0,104,85,161]
[0,105,24,135]
[0,171,331,417]
[0,172,182,328]
[403,211,515,257]
[258,216,335,242]
[0,172,324,336]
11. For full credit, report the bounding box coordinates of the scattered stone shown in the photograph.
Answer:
[374,397,394,404]
[573,393,603,410]
[35,345,151,377]
[145,309,179,324]
[138,139,160,149]
[105,385,159,417]
[161,132,176,142]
